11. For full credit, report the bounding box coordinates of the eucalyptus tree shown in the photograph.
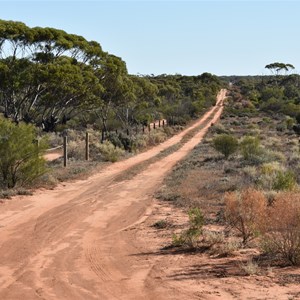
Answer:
[265,62,295,75]
[0,20,105,129]
[126,75,160,127]
[90,54,135,139]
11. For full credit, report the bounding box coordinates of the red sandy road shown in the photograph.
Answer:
[0,90,225,300]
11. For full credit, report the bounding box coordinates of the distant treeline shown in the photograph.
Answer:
[225,73,300,118]
[0,20,223,133]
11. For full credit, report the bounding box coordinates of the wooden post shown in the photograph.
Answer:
[162,120,165,127]
[101,130,105,143]
[158,119,161,127]
[85,132,89,161]
[63,136,67,167]
[148,124,151,132]
[153,122,156,130]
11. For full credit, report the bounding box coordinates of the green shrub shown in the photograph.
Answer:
[286,116,295,130]
[273,170,296,191]
[211,123,229,134]
[276,122,287,132]
[258,162,283,190]
[240,136,261,162]
[147,129,168,146]
[0,118,47,188]
[97,141,125,162]
[172,208,204,248]
[213,134,238,159]
[152,219,169,229]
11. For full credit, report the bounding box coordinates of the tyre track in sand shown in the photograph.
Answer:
[0,89,226,300]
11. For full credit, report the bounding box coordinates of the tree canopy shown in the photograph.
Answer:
[0,19,223,133]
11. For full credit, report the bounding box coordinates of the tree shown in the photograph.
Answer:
[213,134,238,159]
[0,20,105,129]
[265,62,295,76]
[0,118,47,188]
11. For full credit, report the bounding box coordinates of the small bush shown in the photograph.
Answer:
[261,193,300,265]
[68,140,85,160]
[213,134,238,159]
[276,123,287,132]
[147,129,168,146]
[97,141,125,162]
[0,118,47,188]
[172,208,204,248]
[224,189,267,245]
[272,170,296,191]
[240,136,261,162]
[240,259,260,275]
[203,230,225,247]
[258,162,283,190]
[211,123,229,134]
[152,219,169,229]
[217,240,242,256]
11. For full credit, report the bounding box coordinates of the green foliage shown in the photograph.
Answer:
[97,141,125,162]
[265,62,295,75]
[0,118,47,188]
[213,134,238,159]
[240,136,261,161]
[172,208,204,248]
[0,20,222,137]
[272,170,296,191]
[152,219,169,229]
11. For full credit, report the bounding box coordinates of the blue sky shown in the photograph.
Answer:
[0,1,299,76]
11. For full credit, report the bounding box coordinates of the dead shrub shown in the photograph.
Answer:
[224,189,267,245]
[240,259,260,275]
[261,193,300,265]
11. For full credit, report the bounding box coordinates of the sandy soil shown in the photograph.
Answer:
[44,150,63,161]
[2,89,297,299]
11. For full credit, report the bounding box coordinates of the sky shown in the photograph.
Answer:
[0,1,299,76]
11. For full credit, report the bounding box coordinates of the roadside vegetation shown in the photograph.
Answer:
[0,20,223,195]
[156,63,300,281]
[2,18,300,285]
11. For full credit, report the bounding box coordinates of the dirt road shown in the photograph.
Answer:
[0,90,226,300]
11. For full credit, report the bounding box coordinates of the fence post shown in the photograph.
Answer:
[63,135,68,167]
[158,119,161,127]
[153,122,156,129]
[85,132,89,161]
[63,131,68,167]
[101,130,105,143]
[162,120,165,127]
